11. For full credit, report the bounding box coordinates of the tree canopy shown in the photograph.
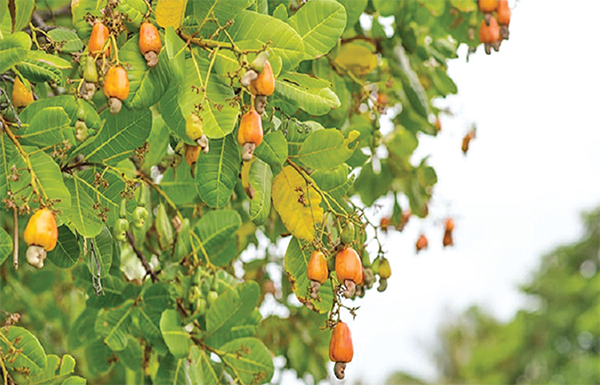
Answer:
[0,0,508,384]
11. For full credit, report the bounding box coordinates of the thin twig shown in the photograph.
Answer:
[12,208,18,270]
[126,231,158,282]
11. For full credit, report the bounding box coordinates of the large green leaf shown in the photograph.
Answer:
[86,226,113,277]
[82,108,152,165]
[190,0,253,25]
[220,338,274,385]
[193,209,241,265]
[16,51,71,86]
[0,227,12,266]
[160,162,198,206]
[8,146,71,217]
[195,135,240,208]
[163,27,186,83]
[205,281,259,347]
[311,164,354,214]
[288,0,346,60]
[274,73,340,115]
[47,225,80,268]
[395,45,430,118]
[248,158,272,226]
[0,31,31,74]
[64,177,104,238]
[20,96,102,135]
[160,309,192,358]
[293,128,359,170]
[0,131,16,197]
[160,55,238,140]
[254,130,288,168]
[47,28,84,53]
[0,326,47,375]
[95,300,134,351]
[18,107,75,147]
[120,35,172,109]
[284,237,334,313]
[337,0,368,30]
[12,0,35,32]
[154,350,202,385]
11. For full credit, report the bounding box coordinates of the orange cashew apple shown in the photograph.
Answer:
[88,21,110,57]
[24,208,58,268]
[307,251,328,298]
[12,76,34,108]
[238,108,263,161]
[104,65,130,114]
[335,247,363,298]
[329,321,354,379]
[139,22,161,67]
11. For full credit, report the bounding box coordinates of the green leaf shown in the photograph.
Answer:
[71,0,103,40]
[64,176,104,238]
[156,0,189,29]
[61,376,86,385]
[387,126,418,159]
[190,0,253,25]
[354,160,393,206]
[205,282,259,347]
[0,227,12,267]
[19,107,75,147]
[293,128,359,170]
[48,28,84,53]
[117,0,148,29]
[0,326,47,375]
[87,226,113,277]
[254,130,288,168]
[372,0,397,16]
[0,31,31,73]
[215,10,304,73]
[0,131,16,198]
[274,73,340,115]
[74,168,133,228]
[120,35,172,109]
[12,0,34,32]
[160,309,192,358]
[395,45,430,118]
[16,55,67,86]
[154,353,195,385]
[220,338,274,385]
[284,237,334,313]
[20,96,102,135]
[161,55,238,140]
[195,135,240,208]
[311,164,354,214]
[193,209,241,266]
[47,225,80,268]
[59,354,77,375]
[163,26,186,84]
[83,108,152,165]
[272,4,288,21]
[337,0,367,29]
[8,146,71,217]
[198,348,222,384]
[95,300,134,351]
[160,162,198,206]
[248,158,272,226]
[288,0,346,60]
[116,336,143,370]
[450,0,477,12]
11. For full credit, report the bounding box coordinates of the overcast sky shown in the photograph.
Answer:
[335,0,600,384]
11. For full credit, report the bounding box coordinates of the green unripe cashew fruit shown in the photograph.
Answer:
[340,222,355,244]
[133,206,149,228]
[113,218,129,241]
[207,290,219,307]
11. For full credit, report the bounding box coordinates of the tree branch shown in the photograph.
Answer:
[126,231,158,282]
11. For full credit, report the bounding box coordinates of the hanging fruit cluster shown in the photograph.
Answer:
[478,0,511,54]
[238,51,274,161]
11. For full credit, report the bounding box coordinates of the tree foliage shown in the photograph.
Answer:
[0,0,500,384]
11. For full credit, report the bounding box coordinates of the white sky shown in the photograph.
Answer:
[320,0,600,384]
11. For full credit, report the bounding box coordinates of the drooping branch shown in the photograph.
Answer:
[126,231,158,282]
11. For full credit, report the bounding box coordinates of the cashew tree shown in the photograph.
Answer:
[0,0,510,384]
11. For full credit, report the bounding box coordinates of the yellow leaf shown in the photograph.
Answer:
[335,40,378,76]
[272,166,323,242]
[155,0,188,29]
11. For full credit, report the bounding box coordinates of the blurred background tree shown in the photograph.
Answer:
[384,208,600,385]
